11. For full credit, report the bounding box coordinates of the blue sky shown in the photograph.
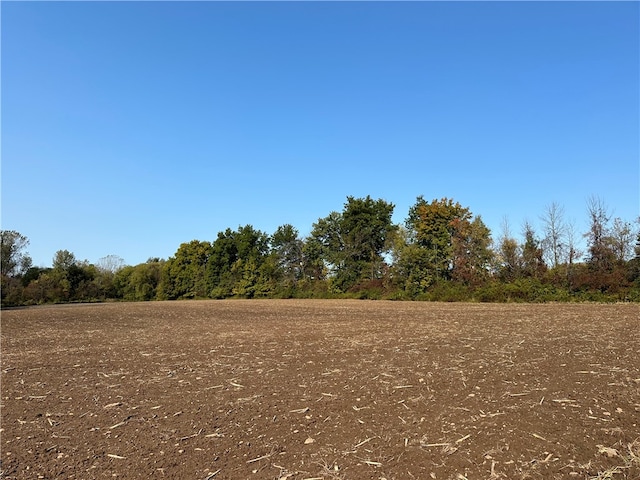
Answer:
[2,1,638,267]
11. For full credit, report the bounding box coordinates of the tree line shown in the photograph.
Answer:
[2,195,639,306]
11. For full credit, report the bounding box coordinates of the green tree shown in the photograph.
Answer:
[396,197,493,295]
[309,196,396,292]
[451,216,493,286]
[496,238,520,282]
[53,249,77,271]
[50,250,97,301]
[299,234,328,290]
[23,272,59,304]
[231,257,271,298]
[115,259,164,301]
[207,225,270,298]
[1,230,33,305]
[207,229,239,296]
[51,250,76,301]
[389,227,433,297]
[1,230,32,278]
[159,240,213,299]
[341,196,396,282]
[271,224,304,291]
[22,266,50,287]
[406,197,469,280]
[520,221,546,279]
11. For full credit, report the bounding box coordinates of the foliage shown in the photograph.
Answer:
[271,224,304,289]
[158,240,213,299]
[1,230,32,278]
[396,197,493,296]
[115,260,164,301]
[450,216,493,286]
[205,225,270,298]
[520,222,546,279]
[1,230,33,306]
[390,240,436,298]
[309,196,396,292]
[6,195,640,306]
[496,235,521,282]
[406,197,469,280]
[475,279,562,303]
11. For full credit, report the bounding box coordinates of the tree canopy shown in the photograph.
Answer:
[2,194,639,306]
[309,196,396,292]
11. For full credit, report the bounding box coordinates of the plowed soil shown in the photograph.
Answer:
[2,300,639,480]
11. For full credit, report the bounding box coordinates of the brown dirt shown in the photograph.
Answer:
[1,300,639,480]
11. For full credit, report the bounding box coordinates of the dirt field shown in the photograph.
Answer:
[1,300,639,480]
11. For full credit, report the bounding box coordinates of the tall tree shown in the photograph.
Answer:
[300,234,328,284]
[609,217,634,263]
[629,230,640,283]
[403,197,491,290]
[160,240,213,299]
[1,230,32,278]
[206,225,270,298]
[495,218,520,282]
[95,255,125,298]
[521,221,546,279]
[406,197,470,280]
[308,211,344,276]
[584,196,615,273]
[207,228,240,294]
[51,250,96,301]
[309,196,396,292]
[341,196,396,282]
[451,216,493,285]
[540,202,566,269]
[1,230,32,305]
[565,220,583,267]
[97,255,125,275]
[389,227,433,297]
[271,224,304,289]
[115,259,164,301]
[53,250,77,271]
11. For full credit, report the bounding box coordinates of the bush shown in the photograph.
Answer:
[425,282,472,302]
[475,279,571,303]
[348,279,385,300]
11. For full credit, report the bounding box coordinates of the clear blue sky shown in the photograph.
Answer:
[2,1,639,268]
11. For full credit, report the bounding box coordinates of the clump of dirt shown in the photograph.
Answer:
[2,300,639,479]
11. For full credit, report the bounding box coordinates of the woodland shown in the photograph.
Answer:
[2,195,639,306]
